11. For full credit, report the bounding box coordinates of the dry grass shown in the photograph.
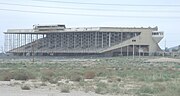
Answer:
[0,57,179,95]
[0,70,35,81]
[84,71,96,79]
[61,85,70,93]
[21,84,31,90]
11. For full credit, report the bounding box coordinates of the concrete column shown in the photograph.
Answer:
[80,33,82,48]
[18,34,20,52]
[121,32,123,42]
[95,32,97,48]
[24,34,26,56]
[60,33,62,48]
[30,34,32,44]
[121,32,123,55]
[127,45,129,57]
[9,34,11,51]
[74,33,76,49]
[133,44,135,59]
[12,34,14,50]
[55,33,57,53]
[139,45,141,57]
[87,33,90,48]
[109,32,111,47]
[102,32,103,48]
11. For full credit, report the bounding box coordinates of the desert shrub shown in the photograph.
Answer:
[61,85,70,93]
[41,69,56,82]
[21,84,31,90]
[157,82,180,96]
[152,73,171,82]
[40,82,47,86]
[1,71,13,81]
[70,74,82,82]
[108,77,121,83]
[95,87,108,94]
[13,70,35,80]
[95,82,108,94]
[108,84,121,95]
[84,87,92,93]
[84,71,95,79]
[137,85,162,95]
[153,83,166,92]
[49,79,58,84]
[1,70,35,81]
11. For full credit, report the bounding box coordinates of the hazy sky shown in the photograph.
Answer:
[0,0,180,52]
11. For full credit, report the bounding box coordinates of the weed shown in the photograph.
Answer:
[1,70,35,81]
[41,69,56,83]
[95,82,108,94]
[61,85,70,93]
[137,85,155,94]
[70,74,82,82]
[21,84,31,90]
[84,71,95,79]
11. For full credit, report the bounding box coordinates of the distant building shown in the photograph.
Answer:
[4,24,164,56]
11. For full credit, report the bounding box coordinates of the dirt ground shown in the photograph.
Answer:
[0,84,107,96]
[146,57,180,63]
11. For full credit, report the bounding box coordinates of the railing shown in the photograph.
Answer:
[7,29,34,33]
[65,27,100,31]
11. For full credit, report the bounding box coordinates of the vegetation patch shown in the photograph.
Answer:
[0,69,35,81]
[0,57,179,95]
[84,71,96,79]
[21,84,31,90]
[61,85,70,93]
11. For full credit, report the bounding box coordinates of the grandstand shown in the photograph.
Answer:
[4,24,164,56]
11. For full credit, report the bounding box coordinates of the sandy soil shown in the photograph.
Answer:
[0,85,106,96]
[0,81,111,96]
[146,57,180,63]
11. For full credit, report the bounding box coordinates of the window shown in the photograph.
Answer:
[132,40,136,42]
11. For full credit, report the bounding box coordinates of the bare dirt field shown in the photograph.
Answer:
[0,85,105,96]
[147,57,180,63]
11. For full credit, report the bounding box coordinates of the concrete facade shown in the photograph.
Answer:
[4,24,164,56]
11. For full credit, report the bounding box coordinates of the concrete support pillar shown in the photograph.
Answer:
[36,34,38,53]
[133,44,135,59]
[12,34,14,50]
[121,32,123,55]
[95,32,97,48]
[80,33,82,48]
[139,45,141,57]
[55,33,57,53]
[102,32,103,48]
[24,34,26,56]
[74,33,76,49]
[109,32,111,47]
[127,45,129,57]
[18,34,20,52]
[87,33,89,49]
[121,32,123,42]
[30,34,32,44]
[60,33,62,48]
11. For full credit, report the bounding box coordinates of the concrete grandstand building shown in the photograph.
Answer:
[4,24,164,56]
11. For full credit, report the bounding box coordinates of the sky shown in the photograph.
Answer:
[0,0,180,52]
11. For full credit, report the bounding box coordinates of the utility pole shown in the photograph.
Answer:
[32,42,35,63]
[32,39,36,63]
[163,39,166,57]
[133,43,134,59]
[165,39,166,51]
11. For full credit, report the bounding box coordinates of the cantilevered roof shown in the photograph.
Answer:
[4,26,158,34]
